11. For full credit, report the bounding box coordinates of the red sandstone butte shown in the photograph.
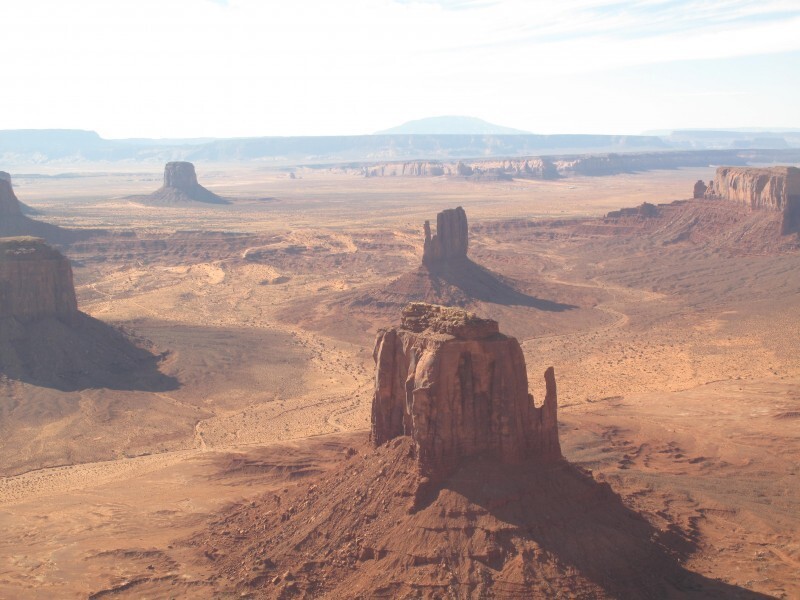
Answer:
[371,302,561,481]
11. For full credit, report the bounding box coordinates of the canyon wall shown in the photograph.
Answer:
[371,303,561,481]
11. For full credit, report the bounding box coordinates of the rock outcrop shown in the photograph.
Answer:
[139,162,228,205]
[0,237,176,391]
[346,206,575,313]
[0,172,23,216]
[606,202,660,219]
[693,179,707,199]
[422,206,468,266]
[0,175,83,242]
[0,171,39,216]
[0,237,78,321]
[705,166,800,234]
[371,303,561,481]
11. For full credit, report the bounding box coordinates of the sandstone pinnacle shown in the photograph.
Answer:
[422,206,468,266]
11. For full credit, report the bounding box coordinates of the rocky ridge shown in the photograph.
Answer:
[371,303,561,483]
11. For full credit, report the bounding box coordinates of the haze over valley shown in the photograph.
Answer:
[2,1,800,598]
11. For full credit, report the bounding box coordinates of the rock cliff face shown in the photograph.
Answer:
[707,166,800,234]
[0,237,78,321]
[0,172,22,216]
[140,162,228,205]
[371,303,561,481]
[422,206,468,266]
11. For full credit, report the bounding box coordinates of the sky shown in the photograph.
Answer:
[3,0,800,138]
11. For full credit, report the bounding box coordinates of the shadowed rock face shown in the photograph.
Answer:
[0,172,22,217]
[371,303,561,481]
[0,237,177,392]
[422,206,468,266]
[163,161,199,188]
[693,179,707,199]
[0,237,77,321]
[140,161,228,205]
[706,166,800,234]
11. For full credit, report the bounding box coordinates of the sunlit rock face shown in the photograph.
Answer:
[371,302,561,482]
[706,166,800,234]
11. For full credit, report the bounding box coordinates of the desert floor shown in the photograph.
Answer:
[0,165,798,598]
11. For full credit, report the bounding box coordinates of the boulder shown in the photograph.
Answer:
[371,302,561,481]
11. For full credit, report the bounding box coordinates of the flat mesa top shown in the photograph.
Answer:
[719,166,800,176]
[0,237,63,261]
[400,302,500,339]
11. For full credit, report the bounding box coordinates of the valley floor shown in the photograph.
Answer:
[1,166,798,597]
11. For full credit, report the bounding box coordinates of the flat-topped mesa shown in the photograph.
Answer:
[0,237,78,321]
[705,166,800,234]
[422,206,468,266]
[163,161,199,188]
[146,161,227,204]
[0,172,23,217]
[372,303,561,482]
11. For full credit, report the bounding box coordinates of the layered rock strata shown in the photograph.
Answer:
[705,166,800,234]
[371,303,561,481]
[143,161,227,204]
[0,237,78,321]
[422,206,468,266]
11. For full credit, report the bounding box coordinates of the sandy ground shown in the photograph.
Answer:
[1,165,798,597]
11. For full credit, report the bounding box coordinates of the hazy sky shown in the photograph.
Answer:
[3,0,800,138]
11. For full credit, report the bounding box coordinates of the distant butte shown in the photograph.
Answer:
[422,206,468,266]
[369,206,575,311]
[0,237,176,391]
[0,237,78,322]
[136,162,228,205]
[0,172,24,217]
[0,173,78,242]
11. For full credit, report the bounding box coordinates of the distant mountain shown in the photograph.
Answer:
[376,116,530,135]
[0,128,671,165]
